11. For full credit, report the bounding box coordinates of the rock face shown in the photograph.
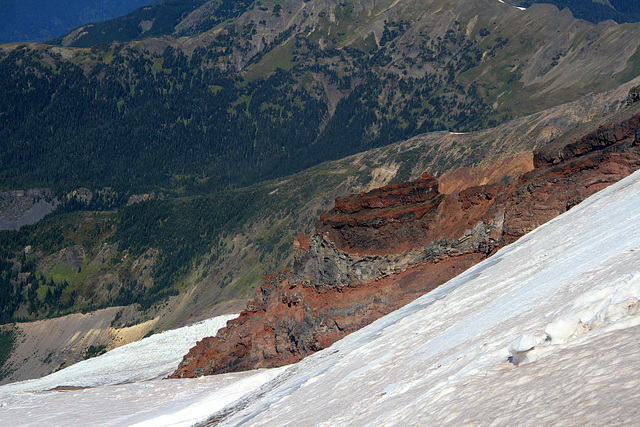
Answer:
[0,188,58,231]
[627,86,640,106]
[171,107,640,379]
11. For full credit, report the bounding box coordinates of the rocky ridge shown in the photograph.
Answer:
[172,98,640,378]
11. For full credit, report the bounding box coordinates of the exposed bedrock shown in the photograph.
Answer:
[171,108,640,378]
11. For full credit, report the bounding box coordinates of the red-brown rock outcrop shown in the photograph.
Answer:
[171,105,640,379]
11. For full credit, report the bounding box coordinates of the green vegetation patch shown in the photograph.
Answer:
[112,187,274,297]
[46,263,80,286]
[616,44,640,83]
[151,56,164,74]
[230,265,263,296]
[84,344,107,359]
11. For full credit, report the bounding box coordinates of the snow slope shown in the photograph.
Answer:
[498,0,527,10]
[213,168,640,425]
[0,314,237,395]
[2,169,640,426]
[0,313,284,426]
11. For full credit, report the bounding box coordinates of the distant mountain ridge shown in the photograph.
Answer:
[3,0,640,196]
[0,0,155,44]
[51,0,640,49]
[50,0,254,47]
[507,0,640,24]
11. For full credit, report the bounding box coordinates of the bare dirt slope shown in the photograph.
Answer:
[1,306,154,385]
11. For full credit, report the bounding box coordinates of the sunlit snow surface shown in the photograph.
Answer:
[3,170,640,426]
[0,314,290,426]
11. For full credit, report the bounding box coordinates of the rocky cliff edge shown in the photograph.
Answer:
[171,99,640,378]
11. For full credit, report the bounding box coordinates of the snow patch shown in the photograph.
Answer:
[497,0,527,10]
[0,314,237,400]
[507,332,547,365]
[545,272,640,344]
[132,367,288,427]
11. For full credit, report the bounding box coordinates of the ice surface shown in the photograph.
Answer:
[0,369,286,427]
[4,169,640,426]
[0,315,293,426]
[0,314,237,396]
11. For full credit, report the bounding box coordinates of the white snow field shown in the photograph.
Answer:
[498,0,527,10]
[0,313,287,426]
[0,313,237,395]
[2,168,640,426]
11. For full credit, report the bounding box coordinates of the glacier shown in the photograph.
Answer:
[2,168,640,426]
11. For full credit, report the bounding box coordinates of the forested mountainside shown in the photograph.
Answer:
[1,0,640,343]
[3,0,640,195]
[0,0,155,44]
[508,1,640,24]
